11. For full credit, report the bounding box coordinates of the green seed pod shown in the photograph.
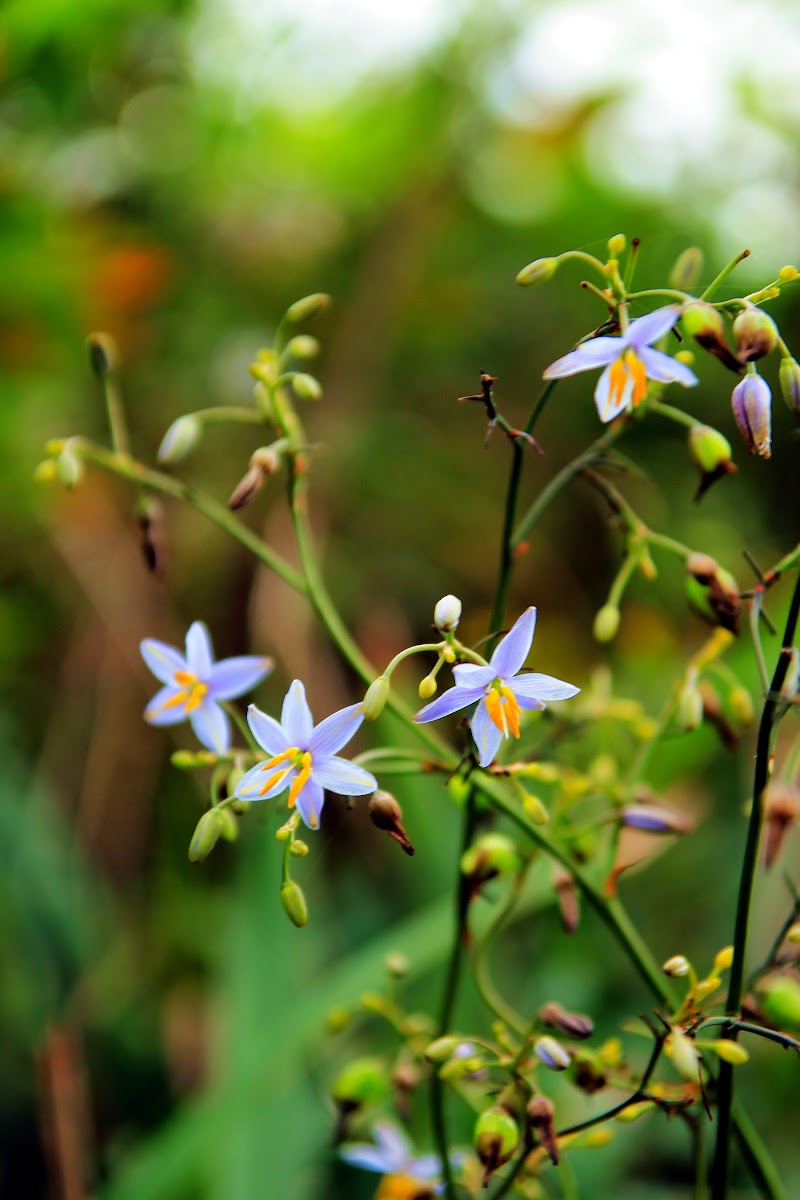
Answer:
[285,293,331,323]
[331,1057,390,1108]
[474,1107,520,1178]
[733,308,778,363]
[171,750,196,769]
[670,247,703,291]
[325,1006,351,1033]
[688,424,734,474]
[786,923,800,945]
[284,334,320,360]
[158,415,202,465]
[188,809,223,863]
[291,372,322,400]
[779,356,800,416]
[363,675,389,720]
[615,1100,655,1123]
[280,880,309,928]
[593,604,620,643]
[760,976,800,1029]
[446,774,472,807]
[516,257,559,286]
[461,833,519,883]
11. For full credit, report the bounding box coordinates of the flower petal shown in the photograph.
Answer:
[312,756,377,796]
[295,777,324,829]
[638,346,698,387]
[490,607,536,678]
[247,704,290,755]
[594,362,632,423]
[625,305,680,349]
[185,622,215,678]
[190,700,230,754]
[452,663,494,689]
[309,702,364,757]
[511,673,580,703]
[414,685,484,724]
[339,1145,392,1174]
[144,686,190,725]
[233,760,277,801]
[207,656,273,701]
[373,1122,412,1171]
[542,338,620,378]
[411,1154,443,1181]
[470,699,504,768]
[140,638,186,684]
[282,680,314,746]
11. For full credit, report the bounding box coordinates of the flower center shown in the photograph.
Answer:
[376,1175,434,1200]
[607,349,648,416]
[163,670,209,714]
[259,747,313,810]
[485,683,521,739]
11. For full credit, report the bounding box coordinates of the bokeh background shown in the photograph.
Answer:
[3,0,800,1196]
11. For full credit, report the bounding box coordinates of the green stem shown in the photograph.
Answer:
[104,375,131,458]
[649,398,698,430]
[710,572,800,1200]
[471,876,529,1035]
[700,250,750,301]
[627,288,690,304]
[193,406,267,426]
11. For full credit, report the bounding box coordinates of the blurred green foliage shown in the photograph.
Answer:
[2,1,799,1196]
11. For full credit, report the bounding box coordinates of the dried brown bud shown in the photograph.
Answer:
[538,1001,594,1040]
[136,498,167,577]
[764,785,799,868]
[527,1095,559,1165]
[553,869,580,934]
[699,682,739,750]
[686,553,741,634]
[368,791,415,856]
[228,446,282,511]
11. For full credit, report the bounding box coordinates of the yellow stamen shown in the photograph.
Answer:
[607,355,628,416]
[485,685,522,740]
[500,685,521,738]
[259,766,291,796]
[287,751,313,811]
[260,748,295,771]
[376,1175,430,1200]
[164,670,208,714]
[162,689,189,711]
[625,349,648,406]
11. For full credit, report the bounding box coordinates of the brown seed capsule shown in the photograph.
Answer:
[733,307,778,363]
[764,784,800,868]
[538,1001,594,1040]
[527,1095,559,1166]
[368,791,415,856]
[686,553,740,634]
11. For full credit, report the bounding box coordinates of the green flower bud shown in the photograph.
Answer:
[289,838,309,857]
[670,247,703,291]
[434,593,462,631]
[779,356,800,416]
[331,1057,390,1108]
[325,1006,351,1033]
[158,415,202,464]
[461,833,519,883]
[280,880,309,927]
[787,923,800,945]
[56,441,84,488]
[363,675,389,720]
[681,301,727,343]
[188,809,223,863]
[284,334,320,360]
[446,774,472,807]
[688,423,734,474]
[171,750,196,769]
[710,1039,748,1064]
[33,460,58,485]
[424,1036,460,1063]
[418,674,437,699]
[291,372,322,400]
[733,307,778,362]
[593,604,620,643]
[285,293,331,323]
[475,1107,520,1181]
[760,976,800,1029]
[607,233,626,256]
[218,808,239,843]
[86,331,119,378]
[729,686,754,725]
[615,1100,655,1123]
[516,257,559,286]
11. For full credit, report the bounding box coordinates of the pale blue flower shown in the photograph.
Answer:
[414,608,579,769]
[340,1121,454,1194]
[543,306,698,422]
[233,680,377,830]
[141,621,272,755]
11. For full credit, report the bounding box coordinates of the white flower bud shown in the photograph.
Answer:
[434,594,462,631]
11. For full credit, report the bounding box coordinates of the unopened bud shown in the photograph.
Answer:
[424,1036,460,1063]
[763,784,799,869]
[779,356,800,416]
[434,594,462,631]
[731,374,772,458]
[285,293,331,323]
[714,945,734,972]
[593,604,620,643]
[663,955,690,977]
[733,307,778,363]
[670,247,703,291]
[86,331,119,377]
[710,1039,748,1064]
[527,1095,558,1165]
[474,1107,519,1184]
[686,553,740,634]
[188,809,223,863]
[461,833,518,884]
[368,791,415,856]
[228,464,265,511]
[608,233,626,257]
[538,1001,593,1040]
[284,334,319,359]
[56,441,84,488]
[279,880,308,927]
[418,674,437,699]
[729,686,754,725]
[787,923,800,944]
[665,1030,701,1081]
[33,460,58,485]
[158,415,202,464]
[218,808,238,843]
[535,1035,571,1071]
[759,976,800,1029]
[516,257,559,286]
[688,423,736,500]
[621,803,692,834]
[615,1100,655,1123]
[291,372,322,400]
[363,675,389,720]
[677,680,703,731]
[289,838,309,856]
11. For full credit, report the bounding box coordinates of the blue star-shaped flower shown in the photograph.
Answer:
[141,621,272,755]
[414,607,579,768]
[340,1120,455,1195]
[233,680,377,829]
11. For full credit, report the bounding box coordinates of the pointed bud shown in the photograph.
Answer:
[158,415,202,464]
[608,234,626,256]
[763,784,799,868]
[593,604,620,643]
[284,334,319,360]
[461,833,519,885]
[535,1035,571,1071]
[516,257,558,286]
[665,1030,701,1081]
[363,675,390,720]
[418,675,437,700]
[714,945,734,972]
[686,553,741,634]
[620,804,692,834]
[474,1107,519,1184]
[733,308,778,363]
[779,356,800,416]
[527,1095,559,1165]
[538,1001,594,1040]
[663,955,690,977]
[710,1039,749,1064]
[291,372,322,400]
[730,686,754,725]
[55,441,84,488]
[731,374,772,458]
[759,976,800,1029]
[688,424,736,500]
[188,809,223,863]
[434,594,462,631]
[285,293,331,323]
[670,247,703,291]
[368,791,415,856]
[86,331,119,377]
[279,880,308,927]
[681,302,739,371]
